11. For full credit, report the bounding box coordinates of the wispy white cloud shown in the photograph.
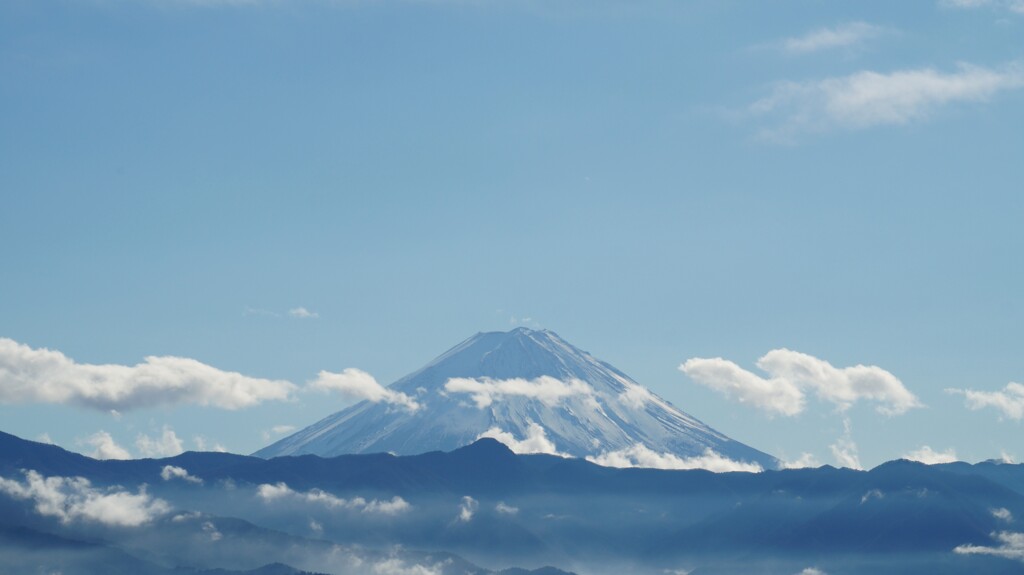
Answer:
[136,426,185,458]
[587,444,763,473]
[681,349,920,417]
[781,22,883,54]
[904,445,958,464]
[445,376,596,409]
[262,424,297,441]
[371,556,447,575]
[0,470,169,527]
[618,382,656,410]
[783,452,821,469]
[477,422,567,456]
[948,382,1024,420]
[993,508,1015,523]
[193,435,228,453]
[288,307,319,319]
[309,368,420,412]
[456,495,478,522]
[256,482,410,515]
[940,0,1024,14]
[830,418,862,470]
[0,338,296,411]
[161,465,203,484]
[796,569,828,575]
[955,531,1024,561]
[495,501,519,515]
[748,63,1024,141]
[80,431,132,460]
[861,489,884,504]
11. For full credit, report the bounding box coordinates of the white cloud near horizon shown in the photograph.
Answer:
[444,376,596,409]
[477,422,567,456]
[749,62,1024,140]
[681,349,920,417]
[136,426,185,458]
[256,482,410,515]
[0,338,296,411]
[948,382,1024,420]
[955,531,1024,561]
[586,444,763,473]
[904,445,958,464]
[309,368,420,412]
[783,452,822,469]
[161,465,203,484]
[782,22,883,54]
[0,470,170,527]
[81,431,132,460]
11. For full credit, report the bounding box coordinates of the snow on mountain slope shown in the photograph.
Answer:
[254,328,780,469]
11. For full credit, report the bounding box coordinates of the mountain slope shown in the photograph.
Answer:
[255,328,778,469]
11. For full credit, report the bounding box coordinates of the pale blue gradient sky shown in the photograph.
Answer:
[1,0,1022,466]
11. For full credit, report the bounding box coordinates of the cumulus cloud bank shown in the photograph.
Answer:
[0,338,295,411]
[0,470,169,527]
[477,422,567,456]
[587,444,763,473]
[256,482,410,515]
[904,445,958,464]
[749,62,1024,140]
[309,368,420,412]
[955,531,1024,561]
[681,349,920,416]
[948,382,1024,420]
[445,376,595,409]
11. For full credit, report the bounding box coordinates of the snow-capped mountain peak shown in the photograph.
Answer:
[254,328,779,470]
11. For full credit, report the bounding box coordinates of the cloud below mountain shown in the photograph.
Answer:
[0,469,169,527]
[256,482,410,515]
[587,444,763,473]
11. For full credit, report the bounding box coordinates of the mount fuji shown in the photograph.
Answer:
[255,328,780,469]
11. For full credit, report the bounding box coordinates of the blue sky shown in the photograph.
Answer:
[1,0,1022,467]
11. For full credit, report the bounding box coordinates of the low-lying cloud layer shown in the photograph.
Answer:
[161,465,203,484]
[586,444,763,473]
[445,376,595,409]
[0,470,169,527]
[309,368,420,412]
[0,338,296,411]
[681,348,920,416]
[256,482,410,515]
[955,531,1024,561]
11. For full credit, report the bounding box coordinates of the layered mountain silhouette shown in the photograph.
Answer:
[255,328,779,469]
